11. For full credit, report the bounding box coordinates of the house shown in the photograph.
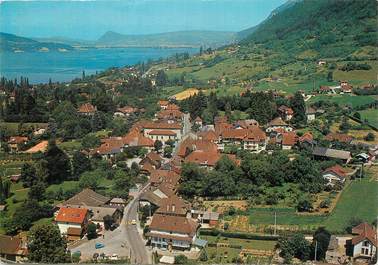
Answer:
[78,102,97,116]
[109,198,127,208]
[280,131,297,150]
[185,150,239,169]
[306,107,316,122]
[89,206,122,229]
[177,138,218,159]
[140,152,163,170]
[155,195,190,217]
[347,222,377,261]
[24,140,48,153]
[7,136,28,152]
[91,137,125,159]
[54,207,89,238]
[325,133,353,144]
[156,104,183,122]
[318,60,326,66]
[143,122,183,141]
[147,130,178,142]
[201,212,220,227]
[312,147,352,164]
[149,170,181,187]
[219,126,267,153]
[146,214,199,250]
[278,105,294,121]
[59,188,110,208]
[114,106,138,118]
[298,132,316,149]
[158,100,170,110]
[0,235,28,262]
[197,130,218,143]
[322,165,347,186]
[194,117,203,127]
[266,117,293,133]
[123,130,155,151]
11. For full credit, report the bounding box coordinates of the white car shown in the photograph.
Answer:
[110,254,118,260]
[131,219,136,225]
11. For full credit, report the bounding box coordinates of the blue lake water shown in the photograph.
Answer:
[0,47,197,84]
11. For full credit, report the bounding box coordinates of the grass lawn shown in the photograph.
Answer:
[58,140,82,153]
[309,94,377,108]
[322,174,378,233]
[358,108,378,128]
[46,180,80,193]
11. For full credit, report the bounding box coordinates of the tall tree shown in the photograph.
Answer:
[290,91,307,126]
[72,151,91,178]
[44,140,71,183]
[156,70,168,86]
[311,227,331,261]
[20,163,37,187]
[28,223,70,263]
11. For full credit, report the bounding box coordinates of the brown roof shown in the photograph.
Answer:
[177,138,218,158]
[55,207,88,224]
[123,131,154,147]
[185,150,221,167]
[93,137,124,155]
[156,195,190,216]
[149,170,181,186]
[323,165,347,179]
[156,109,183,120]
[143,122,182,130]
[8,136,28,144]
[267,117,288,127]
[146,151,163,162]
[299,132,314,143]
[282,131,297,146]
[197,130,218,142]
[325,133,353,143]
[24,140,48,153]
[0,235,25,256]
[278,105,294,115]
[117,106,137,114]
[158,100,169,106]
[148,130,177,136]
[351,222,377,246]
[149,214,199,236]
[61,188,110,207]
[78,103,96,113]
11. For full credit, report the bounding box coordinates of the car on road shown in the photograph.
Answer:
[95,243,105,249]
[110,254,119,260]
[131,219,136,225]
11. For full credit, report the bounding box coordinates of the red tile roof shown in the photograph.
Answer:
[123,131,154,147]
[324,165,347,178]
[117,106,137,114]
[78,103,96,113]
[143,122,182,130]
[8,136,28,144]
[299,132,314,143]
[148,130,177,136]
[156,109,183,120]
[197,130,218,142]
[156,195,190,216]
[282,131,297,146]
[351,222,377,247]
[149,214,199,236]
[150,170,181,186]
[55,207,88,224]
[177,138,218,158]
[278,105,294,115]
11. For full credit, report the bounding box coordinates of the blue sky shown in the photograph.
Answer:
[0,0,286,40]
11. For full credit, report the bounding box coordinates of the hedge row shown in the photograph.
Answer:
[199,229,279,241]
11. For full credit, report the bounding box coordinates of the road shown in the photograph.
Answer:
[124,183,151,264]
[70,184,151,263]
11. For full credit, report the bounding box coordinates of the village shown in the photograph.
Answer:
[0,78,377,264]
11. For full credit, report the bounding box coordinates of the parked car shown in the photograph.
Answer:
[131,219,136,225]
[110,254,118,261]
[95,243,105,249]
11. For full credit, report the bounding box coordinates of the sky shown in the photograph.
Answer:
[0,0,286,40]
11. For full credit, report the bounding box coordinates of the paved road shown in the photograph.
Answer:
[124,183,151,264]
[70,184,151,263]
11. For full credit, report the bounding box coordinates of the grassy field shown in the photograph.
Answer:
[309,94,377,108]
[333,60,378,84]
[359,108,378,127]
[201,235,276,250]
[322,171,378,232]
[1,122,48,135]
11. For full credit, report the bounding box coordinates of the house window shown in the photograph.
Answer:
[363,241,369,247]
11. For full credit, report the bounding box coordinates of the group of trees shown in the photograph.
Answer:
[180,90,307,126]
[278,227,331,263]
[179,151,326,201]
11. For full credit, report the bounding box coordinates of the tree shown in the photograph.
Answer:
[174,255,189,264]
[112,170,134,199]
[163,145,173,158]
[297,198,313,212]
[365,132,375,141]
[156,70,168,86]
[28,182,46,201]
[28,223,70,263]
[311,227,331,261]
[103,215,115,230]
[87,223,97,240]
[290,91,307,126]
[44,140,71,183]
[353,112,361,120]
[20,163,37,187]
[154,140,163,152]
[278,233,311,263]
[82,134,101,149]
[72,151,91,178]
[79,171,100,190]
[327,71,333,82]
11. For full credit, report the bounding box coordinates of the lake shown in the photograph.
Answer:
[0,47,197,84]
